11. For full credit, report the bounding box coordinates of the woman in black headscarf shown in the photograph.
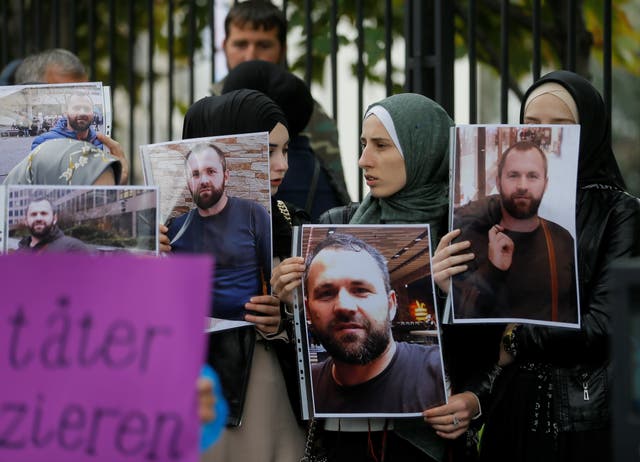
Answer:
[223,60,348,220]
[182,88,307,462]
[435,70,640,461]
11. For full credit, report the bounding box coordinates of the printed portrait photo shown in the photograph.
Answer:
[0,83,108,181]
[140,133,272,328]
[299,224,447,418]
[5,185,158,255]
[450,124,581,327]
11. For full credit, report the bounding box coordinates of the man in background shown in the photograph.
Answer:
[14,48,87,84]
[213,0,351,212]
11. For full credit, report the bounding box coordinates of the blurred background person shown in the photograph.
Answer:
[213,0,351,209]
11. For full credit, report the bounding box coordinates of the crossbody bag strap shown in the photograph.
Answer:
[169,208,195,245]
[276,199,292,226]
[540,219,558,321]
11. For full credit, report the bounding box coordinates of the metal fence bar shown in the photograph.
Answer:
[70,3,78,54]
[282,0,288,26]
[406,1,424,97]
[34,0,42,52]
[108,0,116,112]
[18,0,26,58]
[356,0,364,201]
[500,0,509,123]
[385,0,393,97]
[209,0,216,85]
[188,0,195,105]
[148,0,155,142]
[304,0,312,86]
[567,0,577,71]
[88,2,96,80]
[1,0,7,67]
[330,0,338,120]
[435,0,453,114]
[52,0,60,47]
[603,0,612,135]
[405,1,453,115]
[168,0,175,141]
[532,0,541,81]
[128,1,136,179]
[468,0,477,124]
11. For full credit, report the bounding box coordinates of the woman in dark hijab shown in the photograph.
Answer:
[274,93,467,462]
[223,60,348,220]
[182,88,309,259]
[221,60,313,139]
[521,70,626,189]
[182,89,307,462]
[434,70,640,461]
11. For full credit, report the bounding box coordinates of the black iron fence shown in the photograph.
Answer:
[2,0,632,196]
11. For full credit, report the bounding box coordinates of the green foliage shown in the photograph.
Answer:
[5,1,636,100]
[286,0,405,86]
[4,1,637,115]
[3,0,209,106]
[285,0,639,99]
[585,0,640,76]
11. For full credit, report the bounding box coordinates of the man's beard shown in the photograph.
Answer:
[193,183,224,209]
[500,191,543,219]
[29,221,54,239]
[312,313,391,365]
[68,115,92,131]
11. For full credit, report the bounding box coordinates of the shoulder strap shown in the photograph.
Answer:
[169,208,196,245]
[540,219,559,322]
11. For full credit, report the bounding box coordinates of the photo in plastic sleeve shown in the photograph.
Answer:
[633,293,640,417]
[299,224,447,418]
[449,124,581,327]
[140,133,272,330]
[0,83,108,181]
[5,185,158,255]
[0,186,4,249]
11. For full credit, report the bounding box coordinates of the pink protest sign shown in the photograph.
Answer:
[0,253,212,462]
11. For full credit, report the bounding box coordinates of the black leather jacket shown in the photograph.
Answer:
[480,186,640,431]
[207,326,255,426]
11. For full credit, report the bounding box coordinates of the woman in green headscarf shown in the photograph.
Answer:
[272,93,478,462]
[3,138,122,185]
[350,93,451,234]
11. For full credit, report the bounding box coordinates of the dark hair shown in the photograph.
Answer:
[497,140,548,179]
[225,0,287,47]
[15,48,87,84]
[185,142,227,172]
[304,233,391,293]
